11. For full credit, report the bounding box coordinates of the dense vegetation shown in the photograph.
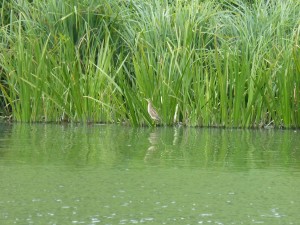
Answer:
[0,0,299,127]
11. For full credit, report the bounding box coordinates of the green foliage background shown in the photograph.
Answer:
[0,0,299,127]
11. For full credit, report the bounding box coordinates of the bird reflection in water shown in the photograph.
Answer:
[144,131,160,162]
[144,127,182,163]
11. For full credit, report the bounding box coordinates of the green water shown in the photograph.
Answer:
[0,124,299,225]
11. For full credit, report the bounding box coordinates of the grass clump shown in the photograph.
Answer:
[0,0,299,128]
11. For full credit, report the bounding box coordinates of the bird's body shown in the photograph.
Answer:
[146,99,160,122]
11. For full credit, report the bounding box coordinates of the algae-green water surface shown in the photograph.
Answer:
[0,124,299,224]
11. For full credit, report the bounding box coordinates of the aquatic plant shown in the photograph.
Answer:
[0,0,299,128]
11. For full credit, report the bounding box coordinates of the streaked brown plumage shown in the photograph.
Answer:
[145,99,160,122]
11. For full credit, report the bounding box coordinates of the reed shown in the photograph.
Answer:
[0,0,299,128]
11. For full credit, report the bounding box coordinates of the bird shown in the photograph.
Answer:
[145,99,161,122]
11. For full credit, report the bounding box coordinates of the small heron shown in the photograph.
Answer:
[145,99,160,122]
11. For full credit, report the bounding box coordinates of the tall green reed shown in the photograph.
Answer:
[0,0,299,127]
[0,0,127,123]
